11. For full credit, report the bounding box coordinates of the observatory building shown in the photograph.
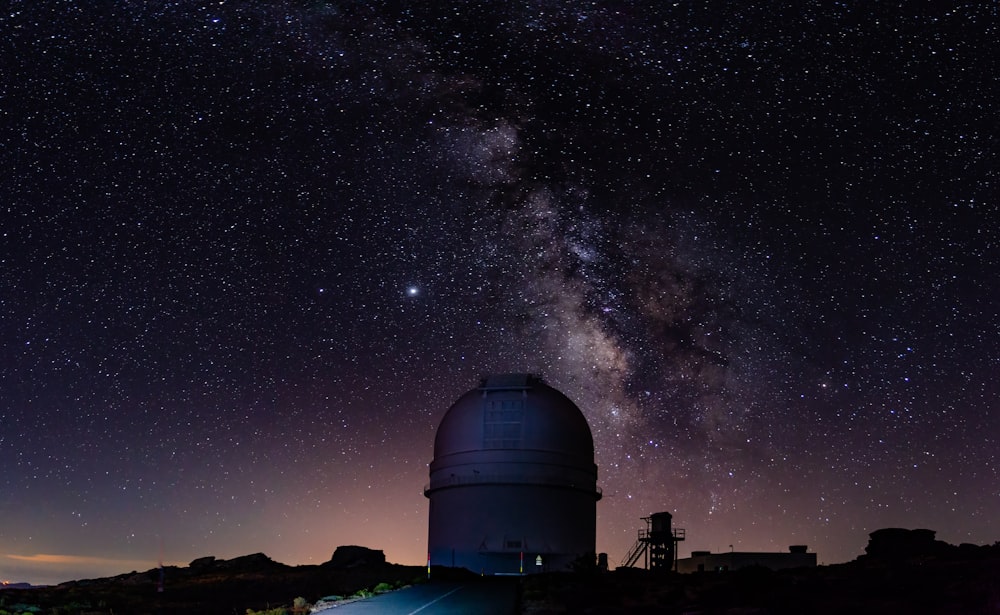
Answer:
[425,374,602,574]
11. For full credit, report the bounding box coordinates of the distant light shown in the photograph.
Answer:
[407,286,419,297]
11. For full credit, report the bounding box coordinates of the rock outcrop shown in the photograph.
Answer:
[326,545,387,568]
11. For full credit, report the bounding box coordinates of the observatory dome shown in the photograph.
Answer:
[425,373,601,574]
[433,373,595,461]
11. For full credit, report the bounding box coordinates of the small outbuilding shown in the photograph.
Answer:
[675,545,817,573]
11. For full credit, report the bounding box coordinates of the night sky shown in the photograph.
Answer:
[2,2,998,585]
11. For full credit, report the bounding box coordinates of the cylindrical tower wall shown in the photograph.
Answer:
[428,483,596,573]
[648,511,675,571]
[650,511,673,539]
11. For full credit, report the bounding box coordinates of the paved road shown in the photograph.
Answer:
[319,577,519,614]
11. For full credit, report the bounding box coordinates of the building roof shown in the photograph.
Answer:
[433,373,595,460]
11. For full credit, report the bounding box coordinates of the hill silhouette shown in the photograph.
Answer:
[3,532,999,614]
[0,546,427,614]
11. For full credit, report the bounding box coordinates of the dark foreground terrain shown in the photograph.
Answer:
[0,546,433,615]
[523,531,1000,614]
[523,557,1000,614]
[3,532,1000,614]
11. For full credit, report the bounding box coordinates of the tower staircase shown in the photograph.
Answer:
[621,529,649,568]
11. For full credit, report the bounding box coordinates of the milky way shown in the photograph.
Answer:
[1,2,997,584]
